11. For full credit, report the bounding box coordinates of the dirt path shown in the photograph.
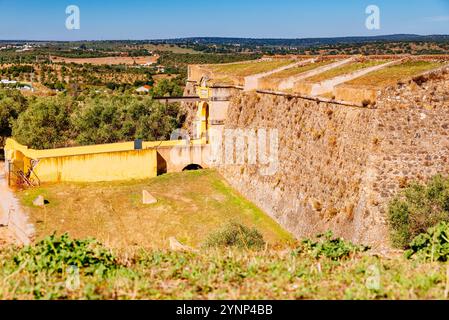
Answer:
[0,226,16,248]
[0,162,32,245]
[0,162,8,225]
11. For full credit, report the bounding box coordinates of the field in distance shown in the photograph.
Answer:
[50,55,159,65]
[143,44,201,54]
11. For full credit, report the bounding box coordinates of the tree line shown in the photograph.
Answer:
[0,87,185,150]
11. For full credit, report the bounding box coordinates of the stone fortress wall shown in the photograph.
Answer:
[186,61,449,248]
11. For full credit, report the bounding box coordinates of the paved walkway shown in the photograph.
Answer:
[0,162,9,225]
[0,162,15,247]
[0,162,32,245]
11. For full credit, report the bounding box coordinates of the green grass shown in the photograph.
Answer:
[346,60,444,87]
[16,170,293,250]
[208,76,236,86]
[1,242,449,299]
[19,187,56,208]
[305,60,389,82]
[388,175,449,249]
[210,59,295,77]
[266,60,336,79]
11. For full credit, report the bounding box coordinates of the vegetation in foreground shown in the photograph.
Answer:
[1,231,449,300]
[297,231,369,261]
[406,222,449,262]
[4,172,449,300]
[388,175,449,249]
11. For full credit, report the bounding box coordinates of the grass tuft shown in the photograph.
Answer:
[295,231,369,261]
[204,222,266,250]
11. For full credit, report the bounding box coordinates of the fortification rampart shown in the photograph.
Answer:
[215,69,449,248]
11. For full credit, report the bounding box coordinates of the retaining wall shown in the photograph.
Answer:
[217,69,449,248]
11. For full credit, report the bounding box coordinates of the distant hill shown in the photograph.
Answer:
[2,34,449,46]
[156,34,449,48]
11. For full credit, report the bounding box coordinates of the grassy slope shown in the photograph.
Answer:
[305,60,388,82]
[266,60,335,79]
[210,59,295,77]
[346,60,444,87]
[17,170,293,250]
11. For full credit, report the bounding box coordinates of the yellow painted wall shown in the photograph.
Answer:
[34,150,157,182]
[4,138,207,184]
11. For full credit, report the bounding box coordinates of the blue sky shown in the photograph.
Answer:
[0,0,448,40]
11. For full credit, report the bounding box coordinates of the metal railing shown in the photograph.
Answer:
[7,161,40,188]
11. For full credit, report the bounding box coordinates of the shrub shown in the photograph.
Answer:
[361,99,372,107]
[0,89,27,139]
[12,95,74,149]
[71,95,184,145]
[405,222,449,262]
[296,231,369,261]
[13,233,117,276]
[204,222,265,250]
[388,175,449,248]
[151,79,183,97]
[10,93,185,148]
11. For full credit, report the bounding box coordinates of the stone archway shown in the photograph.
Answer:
[182,164,203,171]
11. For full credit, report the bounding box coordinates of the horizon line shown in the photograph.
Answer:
[1,33,449,43]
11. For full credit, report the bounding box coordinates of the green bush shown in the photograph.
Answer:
[10,93,185,149]
[388,175,449,248]
[296,231,369,261]
[13,234,117,276]
[0,89,27,140]
[12,95,73,149]
[151,79,183,97]
[72,95,183,145]
[204,222,266,250]
[405,222,449,262]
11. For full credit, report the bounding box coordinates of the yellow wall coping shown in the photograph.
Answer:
[4,138,206,160]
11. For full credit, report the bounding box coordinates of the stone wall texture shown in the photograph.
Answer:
[217,69,449,248]
[181,81,199,138]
